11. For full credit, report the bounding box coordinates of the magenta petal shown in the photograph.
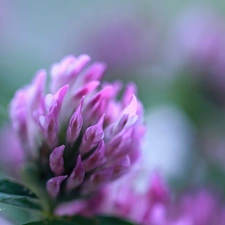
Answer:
[50,55,90,93]
[54,85,69,106]
[50,145,65,176]
[116,114,129,131]
[73,81,100,100]
[45,85,68,114]
[46,175,67,199]
[148,173,169,203]
[55,199,87,216]
[105,114,129,140]
[87,168,113,190]
[121,94,137,118]
[39,105,58,148]
[69,54,90,76]
[30,69,46,110]
[12,108,28,138]
[67,98,84,143]
[51,56,76,77]
[121,82,137,106]
[10,91,28,137]
[66,155,85,191]
[83,140,106,172]
[105,134,123,157]
[89,85,114,107]
[50,55,76,92]
[112,155,131,179]
[83,86,114,125]
[79,115,104,155]
[83,62,106,83]
[0,126,25,179]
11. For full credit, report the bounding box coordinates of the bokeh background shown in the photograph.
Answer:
[1,0,225,223]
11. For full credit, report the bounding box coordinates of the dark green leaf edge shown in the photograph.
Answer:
[0,179,38,198]
[23,215,135,225]
[0,179,42,210]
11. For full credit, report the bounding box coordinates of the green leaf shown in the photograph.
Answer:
[96,215,134,225]
[23,215,135,225]
[0,179,42,210]
[0,179,38,197]
[23,218,80,225]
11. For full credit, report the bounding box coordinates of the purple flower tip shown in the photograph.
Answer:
[67,97,84,143]
[83,140,106,172]
[79,115,105,155]
[47,175,67,199]
[66,155,85,191]
[50,145,65,176]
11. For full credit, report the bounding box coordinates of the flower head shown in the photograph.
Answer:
[6,54,144,208]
